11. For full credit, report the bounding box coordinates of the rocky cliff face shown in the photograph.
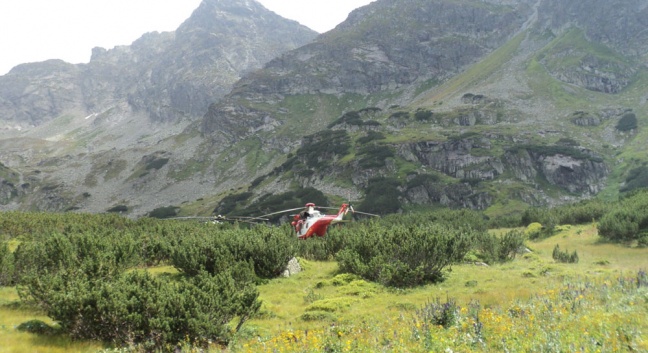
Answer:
[0,60,83,128]
[534,0,648,94]
[0,0,317,128]
[536,0,648,56]
[1,0,645,215]
[398,137,609,197]
[198,0,644,215]
[201,0,536,135]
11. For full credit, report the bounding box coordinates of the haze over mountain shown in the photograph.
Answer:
[1,0,646,217]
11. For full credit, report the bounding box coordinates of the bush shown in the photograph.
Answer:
[106,205,128,213]
[296,228,347,261]
[598,209,641,242]
[16,320,58,335]
[147,206,179,219]
[358,178,402,215]
[14,231,138,285]
[552,244,579,263]
[616,112,637,132]
[25,268,259,349]
[215,192,253,215]
[336,220,478,287]
[620,166,648,193]
[145,157,169,170]
[416,297,458,328]
[597,190,648,242]
[638,236,648,248]
[358,144,394,168]
[171,226,295,279]
[297,130,351,168]
[476,230,526,264]
[357,131,385,145]
[14,229,261,350]
[415,109,433,121]
[0,242,14,286]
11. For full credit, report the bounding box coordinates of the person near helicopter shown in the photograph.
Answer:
[299,203,321,220]
[294,203,321,233]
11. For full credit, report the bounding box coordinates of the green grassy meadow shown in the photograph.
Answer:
[1,223,646,352]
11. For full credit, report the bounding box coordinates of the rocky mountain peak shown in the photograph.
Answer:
[2,0,647,215]
[0,0,317,128]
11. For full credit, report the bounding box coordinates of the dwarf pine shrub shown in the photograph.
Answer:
[336,219,477,287]
[15,229,261,350]
[0,242,14,286]
[552,244,579,263]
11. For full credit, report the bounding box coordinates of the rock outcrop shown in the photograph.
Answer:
[201,0,536,135]
[0,0,317,128]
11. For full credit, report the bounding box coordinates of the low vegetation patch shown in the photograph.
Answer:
[616,112,638,131]
[2,193,648,352]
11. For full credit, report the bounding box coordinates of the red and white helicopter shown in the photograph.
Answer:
[170,202,378,239]
[258,202,378,239]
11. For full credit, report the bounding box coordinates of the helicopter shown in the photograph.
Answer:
[257,202,379,239]
[168,201,378,239]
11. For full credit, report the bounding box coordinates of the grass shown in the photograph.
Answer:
[1,223,647,352]
[230,224,648,350]
[0,287,102,353]
[415,31,525,106]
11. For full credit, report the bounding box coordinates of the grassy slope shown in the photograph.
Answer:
[232,225,648,352]
[2,223,646,352]
[249,224,647,328]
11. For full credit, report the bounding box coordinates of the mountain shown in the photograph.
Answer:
[201,0,648,217]
[0,0,316,213]
[1,0,647,217]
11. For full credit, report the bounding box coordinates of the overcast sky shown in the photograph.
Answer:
[0,0,374,76]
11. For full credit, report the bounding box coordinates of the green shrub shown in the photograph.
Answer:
[145,157,169,170]
[171,226,295,279]
[357,131,385,145]
[226,226,296,279]
[147,206,180,219]
[296,228,347,261]
[336,220,477,287]
[11,224,262,350]
[597,190,648,242]
[138,232,173,266]
[106,205,128,213]
[598,209,641,241]
[552,244,579,263]
[476,230,526,263]
[0,242,14,286]
[638,236,648,248]
[297,130,351,168]
[214,192,253,215]
[414,109,434,121]
[300,310,337,321]
[13,231,138,285]
[416,297,459,329]
[170,232,238,277]
[406,173,441,188]
[616,112,638,132]
[620,166,648,193]
[16,320,58,335]
[358,144,394,168]
[358,178,402,215]
[25,268,259,349]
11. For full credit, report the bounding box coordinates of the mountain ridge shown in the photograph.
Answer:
[1,0,647,217]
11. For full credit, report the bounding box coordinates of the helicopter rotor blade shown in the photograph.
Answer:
[310,205,380,217]
[167,216,214,221]
[257,207,305,219]
[226,215,270,221]
[352,210,380,217]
